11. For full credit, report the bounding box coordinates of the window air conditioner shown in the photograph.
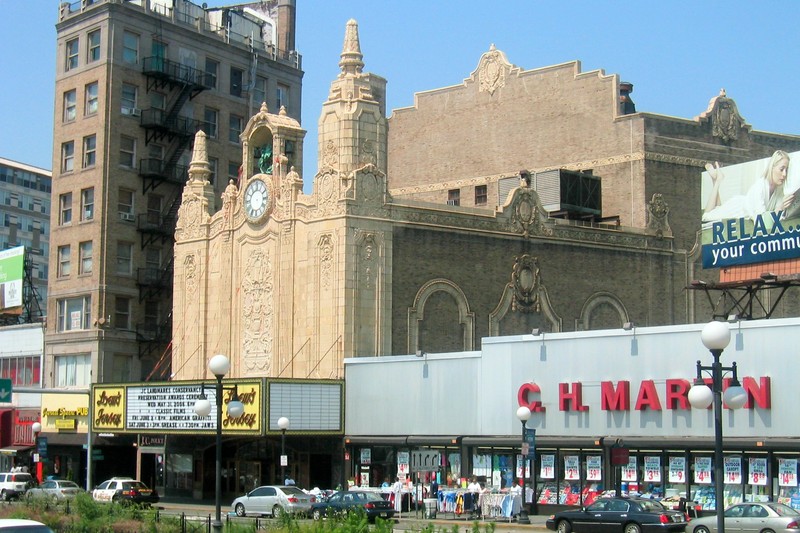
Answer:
[120,212,135,222]
[446,200,458,206]
[131,108,141,117]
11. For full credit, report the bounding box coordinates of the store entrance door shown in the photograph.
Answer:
[139,452,164,495]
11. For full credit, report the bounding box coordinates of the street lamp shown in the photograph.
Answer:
[516,405,532,524]
[278,417,289,484]
[31,422,42,481]
[193,354,245,533]
[688,321,747,533]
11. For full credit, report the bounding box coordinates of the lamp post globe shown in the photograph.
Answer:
[31,422,42,434]
[701,321,730,351]
[208,354,231,377]
[687,383,713,410]
[278,417,290,431]
[516,406,531,423]
[723,384,747,409]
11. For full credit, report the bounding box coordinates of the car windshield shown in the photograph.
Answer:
[282,487,304,495]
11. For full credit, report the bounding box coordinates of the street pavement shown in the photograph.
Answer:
[157,498,551,532]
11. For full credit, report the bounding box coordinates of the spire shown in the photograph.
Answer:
[188,130,210,181]
[339,18,364,76]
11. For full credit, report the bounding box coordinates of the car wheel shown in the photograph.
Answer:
[623,523,641,533]
[235,503,246,517]
[312,509,323,521]
[556,519,572,533]
[692,527,710,533]
[272,504,283,517]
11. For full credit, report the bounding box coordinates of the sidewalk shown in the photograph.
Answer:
[157,498,550,531]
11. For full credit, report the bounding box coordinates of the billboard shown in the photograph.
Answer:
[701,150,800,269]
[0,246,24,312]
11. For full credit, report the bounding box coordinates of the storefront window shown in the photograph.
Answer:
[776,456,800,509]
[492,452,513,489]
[166,453,192,491]
[744,455,768,503]
[536,452,558,505]
[582,453,603,505]
[559,451,582,505]
[472,452,491,483]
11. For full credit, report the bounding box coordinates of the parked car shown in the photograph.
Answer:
[0,519,54,532]
[546,497,687,533]
[0,472,35,501]
[231,485,316,517]
[310,490,395,522]
[688,501,800,533]
[91,477,159,505]
[26,479,82,501]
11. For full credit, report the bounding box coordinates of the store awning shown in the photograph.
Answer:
[0,445,33,456]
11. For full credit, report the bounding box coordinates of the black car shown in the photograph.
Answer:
[310,490,395,522]
[545,497,687,533]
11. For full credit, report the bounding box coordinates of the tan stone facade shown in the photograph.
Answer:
[174,21,800,381]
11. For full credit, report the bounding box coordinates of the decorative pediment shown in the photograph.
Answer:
[469,44,518,96]
[695,89,748,143]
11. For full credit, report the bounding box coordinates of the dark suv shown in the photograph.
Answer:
[91,477,159,505]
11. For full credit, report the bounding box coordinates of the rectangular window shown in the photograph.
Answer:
[120,135,136,168]
[121,83,137,114]
[118,189,134,221]
[475,185,488,205]
[87,29,101,62]
[54,354,90,387]
[229,114,243,143]
[448,189,460,206]
[144,300,159,328]
[253,75,267,105]
[122,31,139,64]
[145,247,161,270]
[59,192,72,225]
[208,157,218,185]
[65,38,79,71]
[83,135,97,167]
[276,83,289,110]
[116,241,133,275]
[230,67,243,97]
[62,141,75,172]
[111,354,132,383]
[204,108,218,138]
[228,161,241,183]
[115,296,131,330]
[85,82,99,115]
[63,90,77,122]
[57,245,71,277]
[205,57,218,89]
[79,241,92,274]
[80,187,94,221]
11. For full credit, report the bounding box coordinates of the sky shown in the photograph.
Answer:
[2,0,799,190]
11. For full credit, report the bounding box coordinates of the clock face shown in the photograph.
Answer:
[244,179,269,221]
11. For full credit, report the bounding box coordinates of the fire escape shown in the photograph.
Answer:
[135,56,211,360]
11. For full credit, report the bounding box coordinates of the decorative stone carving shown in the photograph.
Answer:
[475,44,513,96]
[323,140,339,168]
[509,188,549,237]
[511,254,541,312]
[697,89,746,143]
[319,234,334,289]
[646,193,672,238]
[241,249,274,374]
[184,254,197,295]
[360,234,377,289]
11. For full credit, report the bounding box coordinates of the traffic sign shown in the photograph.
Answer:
[0,378,11,403]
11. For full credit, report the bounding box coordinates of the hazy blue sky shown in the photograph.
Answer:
[2,0,798,188]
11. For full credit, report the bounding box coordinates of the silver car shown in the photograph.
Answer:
[26,480,81,501]
[689,501,800,533]
[231,485,316,517]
